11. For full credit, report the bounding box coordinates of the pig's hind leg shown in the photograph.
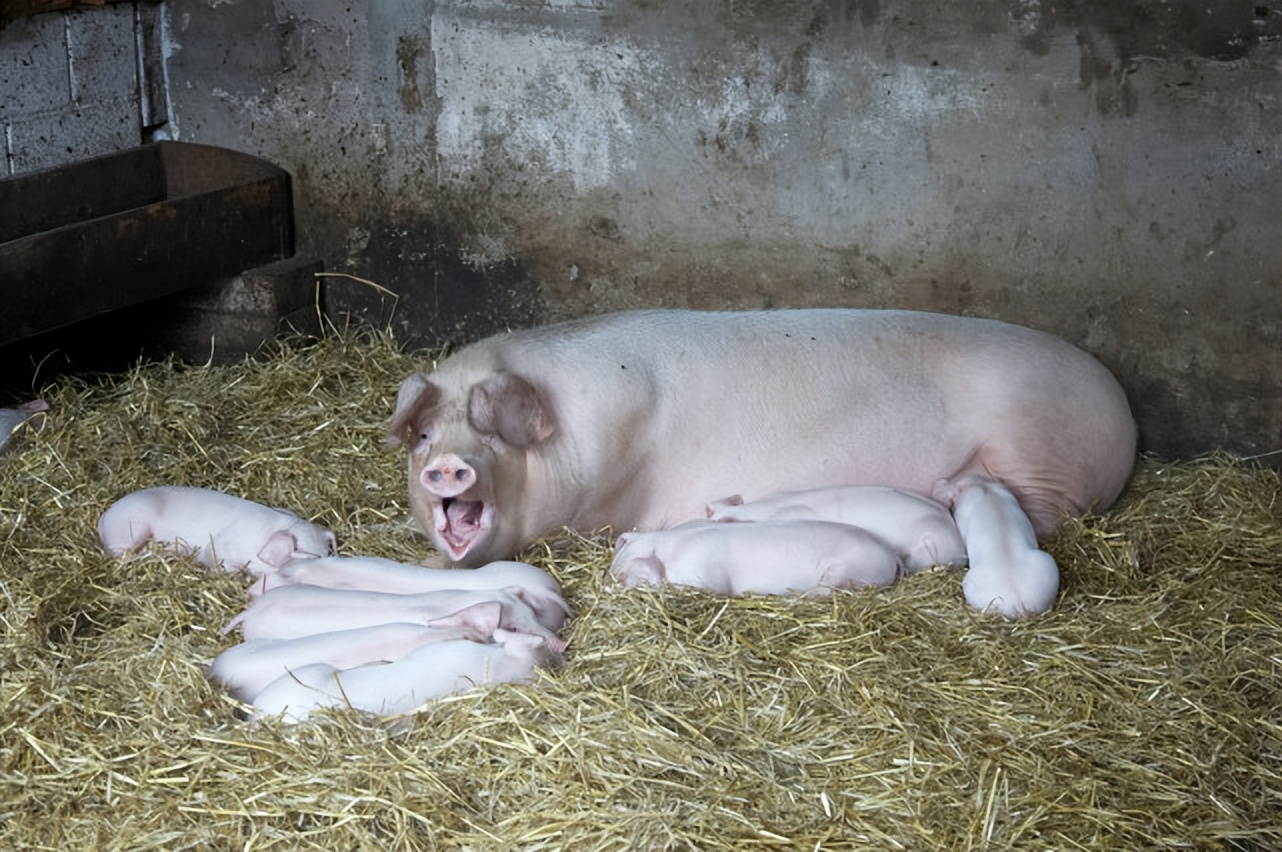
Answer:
[611,554,667,588]
[814,542,902,593]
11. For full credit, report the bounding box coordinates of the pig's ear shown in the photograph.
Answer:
[384,373,441,450]
[507,585,573,622]
[492,629,550,651]
[467,373,556,447]
[428,600,502,636]
[257,530,298,568]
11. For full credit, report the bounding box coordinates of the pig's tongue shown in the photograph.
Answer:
[440,498,486,553]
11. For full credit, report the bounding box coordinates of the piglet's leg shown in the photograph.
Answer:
[933,477,1059,619]
[611,554,666,588]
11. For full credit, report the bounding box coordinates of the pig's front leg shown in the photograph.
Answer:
[931,475,1059,618]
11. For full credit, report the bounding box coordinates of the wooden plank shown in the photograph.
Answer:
[0,142,295,346]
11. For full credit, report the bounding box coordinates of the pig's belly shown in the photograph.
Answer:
[610,418,966,533]
[503,307,1133,542]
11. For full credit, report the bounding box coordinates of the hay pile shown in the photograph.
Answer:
[1,328,1278,850]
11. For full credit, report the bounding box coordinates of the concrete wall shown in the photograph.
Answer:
[1,1,160,173]
[4,1,1280,461]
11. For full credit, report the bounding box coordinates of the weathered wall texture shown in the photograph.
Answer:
[3,1,1280,461]
[1,2,153,173]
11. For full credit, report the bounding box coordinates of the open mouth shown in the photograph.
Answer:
[433,497,493,561]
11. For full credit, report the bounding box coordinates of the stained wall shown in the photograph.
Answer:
[3,1,1279,460]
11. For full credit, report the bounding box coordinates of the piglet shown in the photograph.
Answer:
[224,583,567,652]
[610,519,902,596]
[707,485,967,573]
[250,628,557,722]
[0,399,48,451]
[707,484,964,571]
[210,602,503,701]
[97,486,337,575]
[251,556,570,630]
[931,474,1059,618]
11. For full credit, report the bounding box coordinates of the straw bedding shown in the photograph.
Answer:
[1,328,1278,850]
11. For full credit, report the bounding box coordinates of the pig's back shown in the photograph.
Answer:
[463,309,1134,534]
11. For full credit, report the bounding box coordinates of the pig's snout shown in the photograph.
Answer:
[420,453,477,498]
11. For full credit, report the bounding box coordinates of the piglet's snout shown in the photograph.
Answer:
[420,453,477,498]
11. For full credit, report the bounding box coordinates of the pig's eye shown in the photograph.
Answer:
[415,426,436,450]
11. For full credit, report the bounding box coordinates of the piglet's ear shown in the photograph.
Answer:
[428,600,503,636]
[257,530,298,569]
[468,372,556,447]
[384,373,441,450]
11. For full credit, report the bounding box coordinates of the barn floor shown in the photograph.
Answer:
[1,329,1278,850]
